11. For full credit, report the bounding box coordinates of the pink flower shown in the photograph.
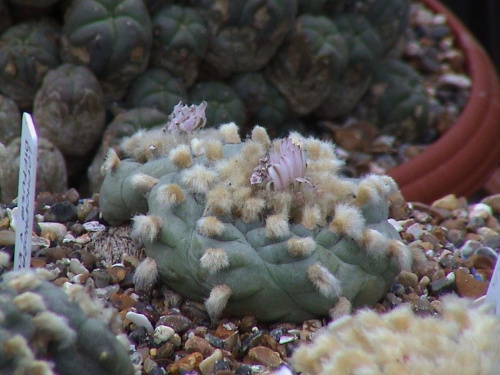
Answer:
[251,137,308,191]
[164,101,207,133]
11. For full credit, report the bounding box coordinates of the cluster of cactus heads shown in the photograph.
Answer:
[0,267,135,375]
[99,103,412,322]
[0,0,435,201]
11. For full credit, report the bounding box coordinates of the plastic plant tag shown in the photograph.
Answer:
[14,113,38,270]
[485,256,500,315]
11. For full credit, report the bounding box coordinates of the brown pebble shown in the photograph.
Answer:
[43,246,72,263]
[169,352,203,375]
[156,341,175,361]
[52,277,70,287]
[110,293,137,310]
[247,346,282,367]
[396,270,419,288]
[431,194,461,211]
[454,268,489,299]
[70,249,97,270]
[107,264,127,284]
[0,230,16,246]
[184,335,216,357]
[481,194,500,215]
[446,228,465,246]
[0,217,11,229]
[30,258,46,268]
[157,314,192,335]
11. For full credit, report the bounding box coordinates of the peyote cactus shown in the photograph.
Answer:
[0,94,21,146]
[60,0,152,102]
[0,268,135,375]
[88,108,169,193]
[189,81,247,127]
[0,19,60,109]
[229,71,290,133]
[192,0,298,78]
[34,63,106,157]
[99,103,412,323]
[355,59,430,143]
[0,137,67,203]
[265,13,349,116]
[150,5,209,87]
[291,296,500,374]
[125,67,188,114]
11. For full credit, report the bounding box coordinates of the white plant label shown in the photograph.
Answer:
[486,256,500,315]
[14,113,38,270]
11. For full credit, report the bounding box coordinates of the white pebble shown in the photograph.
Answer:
[82,221,106,232]
[126,311,154,334]
[469,203,493,220]
[69,258,89,275]
[153,325,175,344]
[406,223,424,240]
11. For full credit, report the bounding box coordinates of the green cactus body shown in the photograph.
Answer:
[0,94,21,146]
[192,0,298,77]
[88,108,169,193]
[358,59,430,143]
[61,0,152,102]
[229,72,289,133]
[354,0,409,53]
[126,68,188,114]
[0,270,135,375]
[189,81,246,127]
[0,20,60,109]
[150,5,209,87]
[34,63,106,157]
[265,14,348,116]
[315,14,383,119]
[100,110,411,323]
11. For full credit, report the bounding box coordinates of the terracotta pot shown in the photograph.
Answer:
[387,0,500,203]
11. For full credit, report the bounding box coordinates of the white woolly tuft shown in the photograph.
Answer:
[197,216,225,237]
[4,335,35,361]
[7,273,42,293]
[329,296,352,320]
[169,144,193,169]
[101,148,121,174]
[251,126,271,148]
[241,197,266,223]
[218,122,241,144]
[156,184,186,206]
[200,248,230,275]
[205,284,232,321]
[0,251,10,268]
[301,204,322,230]
[329,203,365,240]
[133,257,159,291]
[307,263,342,299]
[131,215,163,243]
[287,237,317,258]
[131,173,158,194]
[182,164,217,194]
[388,240,413,271]
[32,311,76,348]
[361,229,390,258]
[355,179,382,206]
[205,140,223,162]
[13,292,47,314]
[205,186,233,216]
[190,138,205,156]
[265,214,290,239]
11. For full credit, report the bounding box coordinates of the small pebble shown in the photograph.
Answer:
[153,325,175,344]
[126,311,154,334]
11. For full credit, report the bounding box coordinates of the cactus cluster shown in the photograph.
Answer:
[0,0,434,202]
[99,103,412,323]
[0,267,135,375]
[291,295,500,374]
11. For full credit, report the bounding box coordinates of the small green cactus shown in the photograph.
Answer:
[88,108,169,193]
[0,19,60,109]
[189,81,246,127]
[0,94,21,146]
[99,103,411,323]
[229,71,290,133]
[125,67,188,114]
[192,0,298,77]
[0,269,135,375]
[34,63,106,157]
[61,0,152,102]
[356,59,430,143]
[265,14,349,116]
[150,5,209,87]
